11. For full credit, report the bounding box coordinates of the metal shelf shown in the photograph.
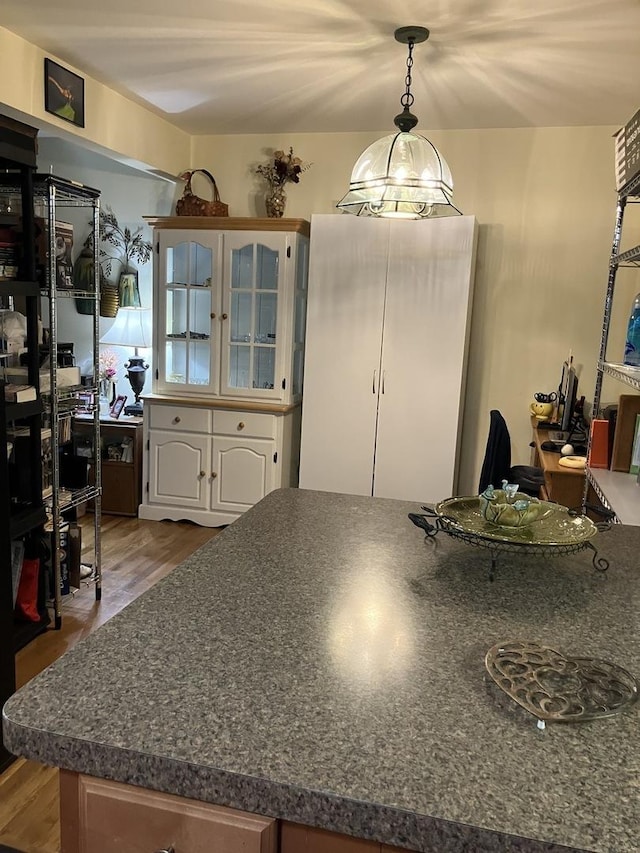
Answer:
[9,504,47,539]
[586,467,640,526]
[619,170,640,199]
[613,244,640,267]
[600,361,640,392]
[0,279,40,297]
[23,174,103,625]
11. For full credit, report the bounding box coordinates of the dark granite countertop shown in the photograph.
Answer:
[3,488,640,852]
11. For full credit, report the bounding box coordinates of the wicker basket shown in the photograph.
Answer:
[176,169,228,217]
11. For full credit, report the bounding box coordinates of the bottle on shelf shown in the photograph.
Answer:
[623,292,640,367]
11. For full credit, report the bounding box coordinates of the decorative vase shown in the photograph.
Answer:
[99,378,116,412]
[265,185,286,218]
[100,282,119,318]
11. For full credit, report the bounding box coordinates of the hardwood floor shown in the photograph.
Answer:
[0,514,221,853]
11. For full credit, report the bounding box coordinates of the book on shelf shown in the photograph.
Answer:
[3,383,37,402]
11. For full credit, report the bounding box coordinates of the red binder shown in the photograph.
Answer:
[588,419,609,469]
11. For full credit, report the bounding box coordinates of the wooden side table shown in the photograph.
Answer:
[73,416,143,516]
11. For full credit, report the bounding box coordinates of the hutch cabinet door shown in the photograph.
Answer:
[156,230,222,396]
[210,436,276,512]
[219,232,290,401]
[148,431,210,509]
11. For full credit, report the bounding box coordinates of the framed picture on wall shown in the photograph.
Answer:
[44,58,85,128]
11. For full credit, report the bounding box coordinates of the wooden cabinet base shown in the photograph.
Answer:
[60,771,276,853]
[280,821,413,852]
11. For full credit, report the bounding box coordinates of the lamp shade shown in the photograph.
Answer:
[100,307,152,349]
[337,131,456,219]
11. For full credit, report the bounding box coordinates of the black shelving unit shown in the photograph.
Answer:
[0,115,49,772]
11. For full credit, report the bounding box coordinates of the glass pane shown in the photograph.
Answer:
[294,290,306,345]
[228,345,250,389]
[188,341,211,386]
[189,289,211,339]
[293,349,304,397]
[192,243,212,286]
[254,346,275,390]
[165,340,187,384]
[167,242,212,286]
[167,244,187,285]
[296,240,308,291]
[257,245,279,290]
[166,288,187,338]
[231,291,252,342]
[231,246,253,289]
[255,292,277,344]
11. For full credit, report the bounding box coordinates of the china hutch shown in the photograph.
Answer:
[138,217,309,527]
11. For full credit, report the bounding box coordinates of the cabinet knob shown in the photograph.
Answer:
[238,421,245,430]
[221,312,228,320]
[199,470,206,478]
[211,472,217,479]
[173,416,181,424]
[210,312,217,319]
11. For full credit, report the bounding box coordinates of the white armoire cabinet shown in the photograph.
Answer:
[139,217,309,527]
[299,214,477,504]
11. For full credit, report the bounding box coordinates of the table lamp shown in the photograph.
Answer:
[99,307,152,416]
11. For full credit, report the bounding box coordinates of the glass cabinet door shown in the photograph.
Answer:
[292,236,309,398]
[158,233,218,394]
[221,235,284,398]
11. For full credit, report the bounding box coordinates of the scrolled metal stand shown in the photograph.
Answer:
[408,507,610,581]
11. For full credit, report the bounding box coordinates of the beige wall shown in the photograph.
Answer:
[0,27,190,176]
[194,128,638,494]
[3,20,638,496]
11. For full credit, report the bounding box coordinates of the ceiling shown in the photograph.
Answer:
[3,0,640,135]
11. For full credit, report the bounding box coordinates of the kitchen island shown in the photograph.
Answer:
[3,488,640,852]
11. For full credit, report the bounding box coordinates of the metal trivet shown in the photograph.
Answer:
[408,506,610,581]
[485,641,638,726]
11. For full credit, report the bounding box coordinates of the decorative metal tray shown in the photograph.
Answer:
[485,641,638,724]
[408,498,609,578]
[435,496,598,546]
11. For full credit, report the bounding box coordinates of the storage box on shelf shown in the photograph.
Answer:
[588,156,640,524]
[139,217,309,527]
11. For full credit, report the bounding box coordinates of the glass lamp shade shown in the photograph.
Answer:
[337,131,458,219]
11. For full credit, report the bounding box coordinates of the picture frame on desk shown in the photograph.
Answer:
[75,391,94,414]
[110,395,127,420]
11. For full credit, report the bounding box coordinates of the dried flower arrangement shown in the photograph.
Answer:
[256,147,311,189]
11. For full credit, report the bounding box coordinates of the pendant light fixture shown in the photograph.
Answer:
[337,26,460,220]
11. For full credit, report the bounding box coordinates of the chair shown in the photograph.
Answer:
[478,410,545,498]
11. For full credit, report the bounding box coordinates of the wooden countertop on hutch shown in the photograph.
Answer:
[143,216,310,236]
[143,394,300,414]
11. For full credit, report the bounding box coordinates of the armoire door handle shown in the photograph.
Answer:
[372,369,377,394]
[381,370,386,394]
